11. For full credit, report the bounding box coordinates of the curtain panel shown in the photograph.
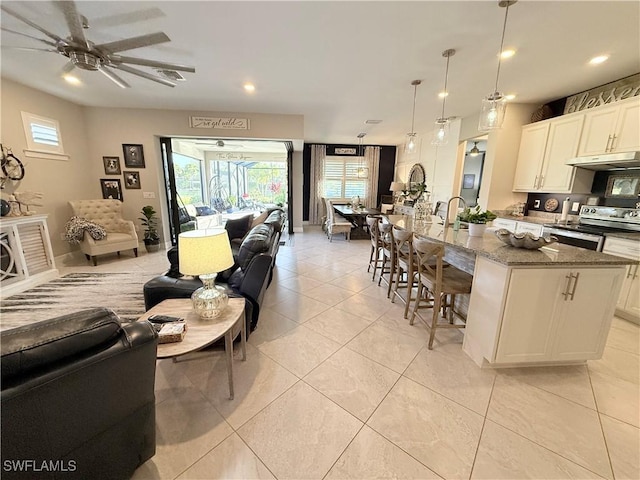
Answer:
[364,146,380,209]
[309,144,326,225]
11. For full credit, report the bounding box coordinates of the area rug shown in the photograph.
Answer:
[0,272,152,331]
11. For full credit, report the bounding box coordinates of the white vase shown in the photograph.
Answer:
[468,223,487,237]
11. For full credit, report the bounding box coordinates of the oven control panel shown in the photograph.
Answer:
[580,206,640,223]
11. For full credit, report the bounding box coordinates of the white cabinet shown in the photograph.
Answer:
[513,115,593,193]
[603,236,640,322]
[0,215,59,297]
[495,266,623,363]
[578,98,640,155]
[464,256,624,366]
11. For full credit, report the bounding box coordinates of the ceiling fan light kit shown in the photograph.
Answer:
[478,0,516,132]
[1,1,195,88]
[432,48,456,146]
[404,79,421,154]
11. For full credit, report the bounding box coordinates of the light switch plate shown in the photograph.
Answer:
[143,192,155,199]
[571,202,580,212]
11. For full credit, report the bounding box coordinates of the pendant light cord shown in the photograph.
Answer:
[410,83,417,134]
[441,55,451,119]
[494,3,511,94]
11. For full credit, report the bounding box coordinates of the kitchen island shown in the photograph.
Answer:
[385,215,637,368]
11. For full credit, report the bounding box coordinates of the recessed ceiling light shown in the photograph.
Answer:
[438,91,449,98]
[243,83,255,92]
[500,49,516,59]
[589,55,609,65]
[505,94,516,101]
[63,74,81,85]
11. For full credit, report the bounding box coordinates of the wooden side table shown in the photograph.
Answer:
[139,297,246,399]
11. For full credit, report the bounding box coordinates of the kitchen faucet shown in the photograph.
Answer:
[444,196,468,229]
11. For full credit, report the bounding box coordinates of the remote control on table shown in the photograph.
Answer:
[148,315,184,324]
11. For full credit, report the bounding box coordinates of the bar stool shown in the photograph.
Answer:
[410,236,473,349]
[377,222,396,298]
[390,226,419,318]
[366,215,384,281]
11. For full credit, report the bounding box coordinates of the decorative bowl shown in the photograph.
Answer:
[494,229,558,250]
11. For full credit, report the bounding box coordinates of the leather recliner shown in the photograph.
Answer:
[1,308,158,480]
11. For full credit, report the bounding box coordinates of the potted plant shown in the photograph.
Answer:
[458,205,497,237]
[140,205,161,252]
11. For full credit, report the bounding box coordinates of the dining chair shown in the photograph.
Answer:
[366,215,384,281]
[325,198,352,242]
[377,222,396,297]
[390,226,418,318]
[409,236,473,349]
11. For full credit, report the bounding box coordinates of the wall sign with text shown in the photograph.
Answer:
[564,73,640,114]
[189,117,250,129]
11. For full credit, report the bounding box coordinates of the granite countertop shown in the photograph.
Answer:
[386,215,637,267]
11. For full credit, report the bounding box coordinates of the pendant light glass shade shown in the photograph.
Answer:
[432,118,450,145]
[479,1,516,132]
[432,49,455,146]
[404,80,421,154]
[357,133,368,178]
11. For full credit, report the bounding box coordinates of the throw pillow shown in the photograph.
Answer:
[225,215,253,241]
[64,216,107,245]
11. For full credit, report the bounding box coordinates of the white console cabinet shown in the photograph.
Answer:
[603,236,640,323]
[0,215,59,297]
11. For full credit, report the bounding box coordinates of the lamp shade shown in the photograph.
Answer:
[178,229,234,276]
[390,182,405,192]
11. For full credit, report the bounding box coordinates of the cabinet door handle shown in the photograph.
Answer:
[611,134,618,152]
[633,264,639,280]
[539,175,544,188]
[627,265,635,279]
[534,175,539,189]
[562,274,572,300]
[569,272,580,301]
[605,135,613,152]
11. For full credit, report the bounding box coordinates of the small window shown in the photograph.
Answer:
[21,112,68,159]
[323,156,367,199]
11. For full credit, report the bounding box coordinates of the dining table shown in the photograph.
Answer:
[332,204,381,239]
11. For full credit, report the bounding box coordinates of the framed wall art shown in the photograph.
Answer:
[605,175,640,199]
[122,144,145,168]
[123,170,141,189]
[102,156,121,175]
[100,178,123,201]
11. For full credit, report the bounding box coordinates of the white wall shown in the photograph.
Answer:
[1,79,305,256]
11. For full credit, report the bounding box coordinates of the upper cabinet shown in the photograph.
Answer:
[578,97,640,156]
[513,114,593,193]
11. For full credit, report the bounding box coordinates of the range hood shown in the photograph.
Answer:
[566,151,640,171]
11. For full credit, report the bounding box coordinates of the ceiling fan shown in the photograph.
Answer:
[1,1,195,88]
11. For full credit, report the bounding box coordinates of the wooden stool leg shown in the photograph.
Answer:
[428,292,442,349]
[409,281,423,326]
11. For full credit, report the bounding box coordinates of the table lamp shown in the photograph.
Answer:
[390,181,405,203]
[178,229,234,319]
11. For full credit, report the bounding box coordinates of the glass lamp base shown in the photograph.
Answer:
[191,273,228,319]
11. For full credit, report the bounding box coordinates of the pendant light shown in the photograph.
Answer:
[432,49,456,146]
[469,141,481,157]
[404,80,421,154]
[357,133,368,178]
[478,0,517,132]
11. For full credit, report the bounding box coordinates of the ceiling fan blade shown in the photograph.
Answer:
[56,1,90,50]
[113,64,176,87]
[1,45,57,53]
[96,32,170,54]
[99,66,130,88]
[1,27,58,47]
[0,4,66,44]
[111,55,195,73]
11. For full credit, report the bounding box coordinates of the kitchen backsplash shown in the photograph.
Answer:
[526,170,640,214]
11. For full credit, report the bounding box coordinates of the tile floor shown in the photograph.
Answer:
[62,228,639,479]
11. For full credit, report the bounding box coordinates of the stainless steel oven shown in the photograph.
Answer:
[543,206,640,252]
[542,226,604,251]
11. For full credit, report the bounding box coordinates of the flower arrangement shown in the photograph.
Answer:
[457,205,497,224]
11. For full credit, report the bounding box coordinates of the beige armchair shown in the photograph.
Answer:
[69,199,139,266]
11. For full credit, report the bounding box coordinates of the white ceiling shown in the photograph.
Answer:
[2,1,639,146]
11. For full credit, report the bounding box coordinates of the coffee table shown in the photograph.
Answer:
[139,297,246,399]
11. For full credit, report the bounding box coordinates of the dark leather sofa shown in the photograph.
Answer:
[143,209,284,334]
[0,308,158,480]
